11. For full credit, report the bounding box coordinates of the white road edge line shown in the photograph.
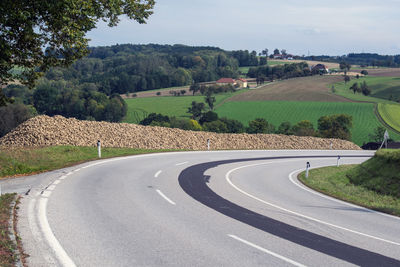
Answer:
[38,197,77,267]
[154,170,162,178]
[228,234,306,267]
[226,162,400,246]
[288,168,400,222]
[175,161,188,166]
[156,189,176,205]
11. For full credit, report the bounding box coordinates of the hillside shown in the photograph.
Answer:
[228,76,347,102]
[346,149,400,198]
[0,115,360,150]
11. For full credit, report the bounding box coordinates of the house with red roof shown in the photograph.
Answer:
[216,78,236,85]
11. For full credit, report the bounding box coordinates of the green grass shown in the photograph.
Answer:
[0,193,18,267]
[0,146,178,178]
[378,103,400,133]
[298,149,400,216]
[215,101,400,145]
[123,90,248,123]
[332,76,400,103]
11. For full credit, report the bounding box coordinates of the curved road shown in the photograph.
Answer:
[7,150,400,266]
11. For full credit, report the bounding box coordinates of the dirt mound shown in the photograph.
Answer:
[0,115,360,150]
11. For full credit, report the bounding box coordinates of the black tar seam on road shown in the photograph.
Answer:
[178,155,400,267]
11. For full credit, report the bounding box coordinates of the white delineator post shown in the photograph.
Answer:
[207,139,210,151]
[305,162,310,178]
[337,156,341,167]
[97,140,101,158]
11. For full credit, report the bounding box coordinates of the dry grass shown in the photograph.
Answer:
[228,76,351,102]
[362,68,400,77]
[271,59,340,69]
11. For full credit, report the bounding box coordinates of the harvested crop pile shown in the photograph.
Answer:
[0,115,360,150]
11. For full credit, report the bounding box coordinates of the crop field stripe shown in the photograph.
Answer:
[378,103,400,133]
[215,100,400,145]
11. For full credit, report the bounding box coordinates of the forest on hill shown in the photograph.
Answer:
[303,53,400,67]
[43,44,245,95]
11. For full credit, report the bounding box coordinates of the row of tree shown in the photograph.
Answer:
[247,62,312,81]
[139,111,354,141]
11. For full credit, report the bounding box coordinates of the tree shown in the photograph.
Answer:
[187,101,205,120]
[262,48,269,57]
[0,103,35,137]
[0,0,155,105]
[344,75,350,84]
[259,57,267,66]
[339,62,351,74]
[350,82,359,94]
[247,118,275,134]
[361,81,371,96]
[318,114,353,140]
[273,49,280,55]
[360,70,369,75]
[368,126,386,142]
[291,120,315,136]
[189,83,200,96]
[205,92,216,110]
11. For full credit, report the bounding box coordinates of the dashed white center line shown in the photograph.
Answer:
[175,161,188,166]
[156,189,176,205]
[228,234,306,267]
[154,170,162,178]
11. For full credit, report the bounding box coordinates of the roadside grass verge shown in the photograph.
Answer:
[0,193,18,267]
[0,146,179,178]
[378,103,400,133]
[298,149,400,216]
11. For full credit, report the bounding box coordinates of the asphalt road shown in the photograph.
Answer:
[5,150,400,266]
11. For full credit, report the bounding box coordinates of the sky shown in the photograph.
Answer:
[87,0,400,56]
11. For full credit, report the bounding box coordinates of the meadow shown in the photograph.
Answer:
[123,90,247,123]
[332,76,400,103]
[215,101,400,145]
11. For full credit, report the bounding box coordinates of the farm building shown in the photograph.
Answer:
[216,78,236,86]
[236,78,248,88]
[311,64,329,73]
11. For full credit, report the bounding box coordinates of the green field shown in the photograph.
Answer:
[124,91,247,123]
[378,103,400,133]
[215,101,400,145]
[332,76,400,103]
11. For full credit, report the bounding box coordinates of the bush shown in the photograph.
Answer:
[189,120,202,131]
[140,113,170,126]
[291,120,315,136]
[247,118,275,134]
[277,121,293,135]
[219,117,245,133]
[199,111,218,124]
[203,120,228,133]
